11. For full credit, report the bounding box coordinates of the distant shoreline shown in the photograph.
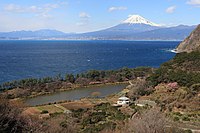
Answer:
[0,39,182,42]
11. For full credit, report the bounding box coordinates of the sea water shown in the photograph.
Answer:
[0,40,178,83]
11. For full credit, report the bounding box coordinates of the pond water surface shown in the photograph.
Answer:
[25,84,127,106]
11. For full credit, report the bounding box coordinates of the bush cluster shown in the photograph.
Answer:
[72,103,127,133]
[148,51,200,88]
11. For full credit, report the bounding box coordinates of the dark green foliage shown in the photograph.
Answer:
[182,116,190,121]
[129,103,137,109]
[148,51,200,87]
[190,83,200,94]
[0,67,153,91]
[80,67,152,83]
[65,74,75,83]
[87,103,126,122]
[72,108,87,119]
[86,70,101,80]
[149,68,200,87]
[77,103,127,133]
[173,112,182,116]
[0,77,55,91]
[173,51,200,66]
[41,110,49,114]
[184,129,193,133]
[173,116,180,121]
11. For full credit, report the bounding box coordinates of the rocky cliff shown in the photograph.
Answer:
[176,24,200,53]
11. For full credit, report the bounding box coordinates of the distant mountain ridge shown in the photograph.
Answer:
[0,29,67,39]
[74,24,195,41]
[0,15,197,41]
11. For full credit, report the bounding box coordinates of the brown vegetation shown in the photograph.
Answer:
[41,114,77,133]
[125,108,167,133]
[0,97,42,133]
[127,79,153,100]
[176,24,200,53]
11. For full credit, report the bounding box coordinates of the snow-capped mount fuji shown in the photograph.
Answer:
[122,15,161,27]
[77,15,163,38]
[106,15,162,32]
[105,15,162,33]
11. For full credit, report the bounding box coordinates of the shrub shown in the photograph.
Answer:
[184,129,193,133]
[65,74,75,83]
[173,116,180,121]
[173,112,182,116]
[190,83,200,94]
[41,110,49,114]
[182,116,190,121]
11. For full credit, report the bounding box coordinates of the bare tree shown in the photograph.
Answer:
[41,114,77,133]
[127,79,150,100]
[124,108,167,133]
[0,96,43,133]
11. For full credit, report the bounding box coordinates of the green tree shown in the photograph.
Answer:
[65,74,75,83]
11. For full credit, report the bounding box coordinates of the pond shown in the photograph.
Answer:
[25,84,127,106]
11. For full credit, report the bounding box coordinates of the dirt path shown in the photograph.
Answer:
[128,81,133,85]
[166,126,200,133]
[54,104,71,114]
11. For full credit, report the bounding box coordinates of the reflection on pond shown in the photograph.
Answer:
[25,84,127,106]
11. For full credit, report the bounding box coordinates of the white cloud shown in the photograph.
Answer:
[108,6,127,12]
[4,4,25,13]
[0,12,47,32]
[166,6,176,13]
[44,3,59,11]
[79,12,90,18]
[28,6,40,13]
[187,0,200,6]
[3,3,63,18]
[77,12,90,27]
[76,22,87,26]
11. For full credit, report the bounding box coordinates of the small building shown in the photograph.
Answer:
[117,97,130,106]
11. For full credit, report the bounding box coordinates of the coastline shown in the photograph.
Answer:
[170,49,179,53]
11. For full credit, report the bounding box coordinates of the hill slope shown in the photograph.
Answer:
[176,25,200,53]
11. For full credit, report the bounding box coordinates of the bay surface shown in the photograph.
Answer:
[0,40,178,83]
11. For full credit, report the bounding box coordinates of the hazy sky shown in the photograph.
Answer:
[0,0,200,33]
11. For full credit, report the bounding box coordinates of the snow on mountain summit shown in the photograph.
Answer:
[123,15,161,27]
